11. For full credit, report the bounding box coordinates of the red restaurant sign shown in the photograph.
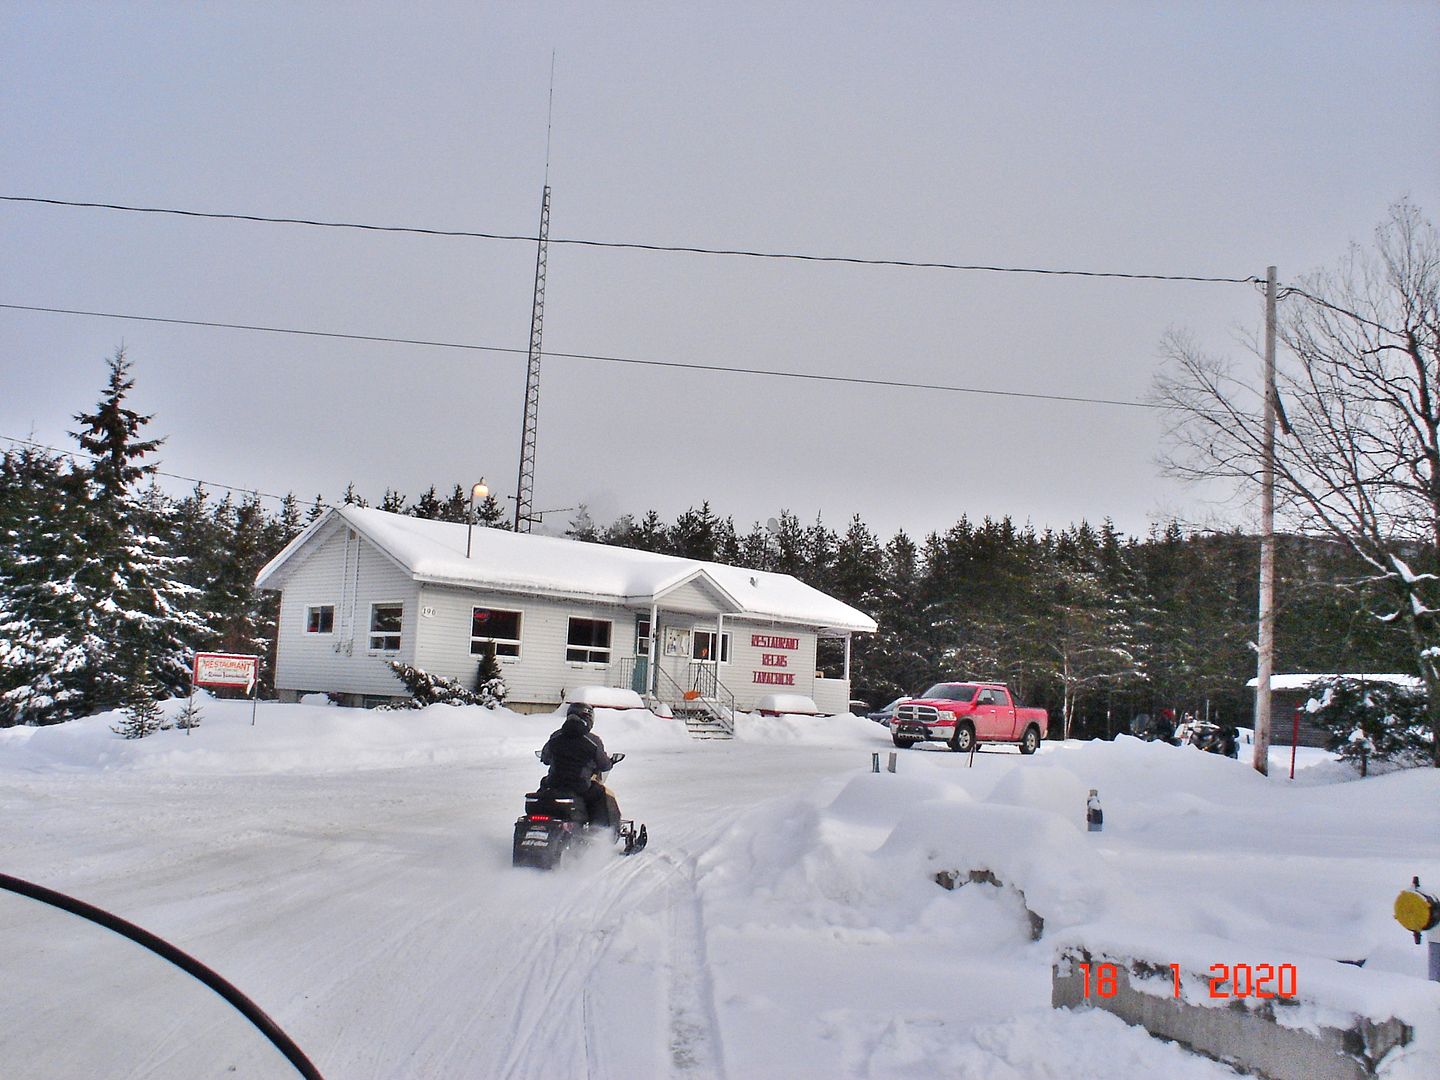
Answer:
[193,652,260,691]
[751,633,798,686]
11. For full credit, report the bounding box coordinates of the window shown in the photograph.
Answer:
[691,629,731,663]
[636,617,650,656]
[305,605,335,634]
[566,617,612,664]
[471,607,522,658]
[368,604,402,652]
[921,683,977,702]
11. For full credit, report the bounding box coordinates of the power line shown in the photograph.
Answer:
[1,195,1261,285]
[0,433,308,507]
[0,301,1168,411]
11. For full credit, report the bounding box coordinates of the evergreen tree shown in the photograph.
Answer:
[305,495,326,523]
[383,661,486,708]
[476,493,509,529]
[770,510,807,577]
[475,644,508,708]
[634,510,666,552]
[277,493,303,540]
[602,513,642,548]
[65,350,208,709]
[669,502,721,561]
[739,521,776,571]
[440,484,469,523]
[567,505,600,542]
[111,651,165,739]
[412,485,443,520]
[0,446,89,725]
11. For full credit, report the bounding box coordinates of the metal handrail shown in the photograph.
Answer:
[654,664,734,736]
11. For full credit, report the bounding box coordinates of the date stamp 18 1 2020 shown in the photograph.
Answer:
[1077,962,1299,1000]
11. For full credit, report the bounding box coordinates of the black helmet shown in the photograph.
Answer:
[566,701,595,730]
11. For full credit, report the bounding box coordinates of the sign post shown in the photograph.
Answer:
[192,653,262,726]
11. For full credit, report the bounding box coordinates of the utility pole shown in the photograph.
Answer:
[1253,265,1278,775]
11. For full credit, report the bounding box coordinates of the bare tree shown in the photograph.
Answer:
[1156,201,1440,765]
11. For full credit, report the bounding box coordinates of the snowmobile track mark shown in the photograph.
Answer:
[663,862,727,1080]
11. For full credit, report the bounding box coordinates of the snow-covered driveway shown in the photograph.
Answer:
[3,702,1436,1078]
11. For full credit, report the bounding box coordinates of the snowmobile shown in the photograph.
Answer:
[512,752,647,870]
[1187,719,1239,758]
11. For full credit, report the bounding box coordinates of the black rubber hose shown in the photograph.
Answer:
[0,872,323,1080]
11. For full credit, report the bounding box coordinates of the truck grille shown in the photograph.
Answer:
[896,703,941,725]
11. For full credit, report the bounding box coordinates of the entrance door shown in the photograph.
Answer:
[632,615,650,694]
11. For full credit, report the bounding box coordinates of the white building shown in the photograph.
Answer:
[255,506,876,725]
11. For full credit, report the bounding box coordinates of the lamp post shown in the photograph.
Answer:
[466,479,489,559]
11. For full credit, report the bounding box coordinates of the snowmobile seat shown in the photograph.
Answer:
[525,790,587,822]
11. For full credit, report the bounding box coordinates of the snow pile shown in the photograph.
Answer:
[0,698,690,774]
[731,709,879,745]
[691,738,1440,1078]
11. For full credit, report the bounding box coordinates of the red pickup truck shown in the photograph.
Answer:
[891,682,1047,755]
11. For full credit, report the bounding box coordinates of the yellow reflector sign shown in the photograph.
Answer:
[1394,889,1440,934]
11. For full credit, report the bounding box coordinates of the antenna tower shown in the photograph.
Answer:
[513,184,550,532]
[514,58,556,533]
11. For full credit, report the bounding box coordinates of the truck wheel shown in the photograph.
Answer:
[950,722,976,754]
[892,733,916,749]
[1019,726,1041,755]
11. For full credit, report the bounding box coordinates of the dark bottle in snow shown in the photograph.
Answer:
[1086,789,1103,832]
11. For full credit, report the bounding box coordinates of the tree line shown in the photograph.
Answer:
[0,349,1411,734]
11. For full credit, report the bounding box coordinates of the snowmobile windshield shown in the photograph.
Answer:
[919,684,977,702]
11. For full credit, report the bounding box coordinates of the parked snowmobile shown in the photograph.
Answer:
[512,751,647,870]
[1187,719,1239,758]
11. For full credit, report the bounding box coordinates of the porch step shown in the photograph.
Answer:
[673,704,734,740]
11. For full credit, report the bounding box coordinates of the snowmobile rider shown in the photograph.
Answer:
[540,702,620,829]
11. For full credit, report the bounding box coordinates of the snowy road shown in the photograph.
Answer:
[2,727,883,1078]
[4,703,1436,1079]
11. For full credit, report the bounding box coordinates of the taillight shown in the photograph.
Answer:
[529,815,552,822]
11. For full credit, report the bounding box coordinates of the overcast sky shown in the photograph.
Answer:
[3,3,1437,544]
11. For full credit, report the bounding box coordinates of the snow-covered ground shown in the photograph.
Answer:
[2,700,1438,1079]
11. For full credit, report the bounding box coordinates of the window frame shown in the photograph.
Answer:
[470,605,524,659]
[565,616,613,665]
[305,604,335,635]
[367,602,404,653]
[691,628,732,664]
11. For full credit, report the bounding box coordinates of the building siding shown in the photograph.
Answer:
[415,584,639,706]
[273,520,419,699]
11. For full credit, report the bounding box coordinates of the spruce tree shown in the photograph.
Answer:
[476,493,509,529]
[0,447,89,725]
[475,644,508,708]
[112,651,165,739]
[66,349,209,709]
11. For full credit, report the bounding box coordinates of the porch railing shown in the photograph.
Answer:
[654,663,735,736]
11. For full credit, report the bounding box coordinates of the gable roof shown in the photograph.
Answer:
[256,505,877,633]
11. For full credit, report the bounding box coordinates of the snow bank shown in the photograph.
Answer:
[565,685,646,709]
[731,709,880,745]
[0,697,692,775]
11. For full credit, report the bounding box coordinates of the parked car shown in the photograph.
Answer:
[868,697,904,727]
[891,682,1047,754]
[848,699,871,717]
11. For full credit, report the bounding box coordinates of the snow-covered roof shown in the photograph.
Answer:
[1247,673,1423,691]
[257,505,877,633]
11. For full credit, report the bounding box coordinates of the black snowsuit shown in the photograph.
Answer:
[540,716,617,828]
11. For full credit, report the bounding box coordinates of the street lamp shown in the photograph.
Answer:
[466,479,489,559]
